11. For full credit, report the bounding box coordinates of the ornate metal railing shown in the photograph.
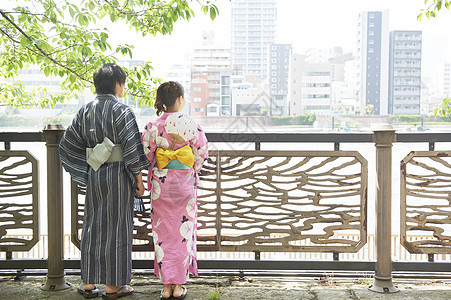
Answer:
[197,150,367,252]
[71,150,368,254]
[71,175,155,252]
[401,150,451,255]
[1,127,451,292]
[0,150,39,253]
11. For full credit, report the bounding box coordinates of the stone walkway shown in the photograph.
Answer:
[0,274,450,299]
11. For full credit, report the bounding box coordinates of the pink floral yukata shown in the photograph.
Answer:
[141,112,208,284]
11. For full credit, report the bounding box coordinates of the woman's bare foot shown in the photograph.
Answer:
[162,284,172,298]
[173,284,184,298]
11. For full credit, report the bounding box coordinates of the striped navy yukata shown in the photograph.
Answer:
[59,94,150,286]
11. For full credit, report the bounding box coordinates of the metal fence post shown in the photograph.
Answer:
[40,124,71,290]
[369,124,399,293]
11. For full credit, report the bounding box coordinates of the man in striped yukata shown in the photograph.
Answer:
[59,63,150,299]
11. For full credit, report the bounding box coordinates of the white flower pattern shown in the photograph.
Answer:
[180,221,194,239]
[150,179,161,201]
[186,198,196,218]
[154,168,168,178]
[155,243,164,263]
[156,136,169,149]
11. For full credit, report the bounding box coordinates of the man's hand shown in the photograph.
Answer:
[135,172,145,197]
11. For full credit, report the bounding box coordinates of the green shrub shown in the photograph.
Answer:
[271,114,316,126]
[398,115,422,122]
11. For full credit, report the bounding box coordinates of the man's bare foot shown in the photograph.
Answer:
[104,284,133,294]
[82,283,95,290]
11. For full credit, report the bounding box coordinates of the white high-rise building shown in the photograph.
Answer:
[231,0,277,82]
[436,63,451,98]
[388,30,422,115]
[165,62,192,115]
[289,54,332,116]
[191,32,231,116]
[356,11,390,115]
[269,44,291,116]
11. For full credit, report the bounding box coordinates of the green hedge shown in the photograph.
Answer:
[389,115,422,123]
[271,114,316,126]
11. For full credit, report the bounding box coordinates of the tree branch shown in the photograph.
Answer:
[0,9,92,84]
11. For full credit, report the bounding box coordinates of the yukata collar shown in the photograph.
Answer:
[160,112,176,120]
[96,94,118,101]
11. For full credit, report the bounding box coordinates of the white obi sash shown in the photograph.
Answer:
[86,137,123,171]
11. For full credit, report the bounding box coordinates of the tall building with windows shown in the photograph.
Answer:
[436,63,451,98]
[269,44,291,115]
[190,75,209,116]
[356,11,389,115]
[219,73,232,115]
[231,0,277,82]
[191,31,231,115]
[289,54,332,116]
[388,30,422,115]
[165,62,191,115]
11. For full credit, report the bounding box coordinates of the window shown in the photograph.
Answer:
[301,72,330,76]
[221,96,230,105]
[221,86,230,94]
[193,86,202,92]
[194,108,204,112]
[221,76,230,85]
[193,97,202,103]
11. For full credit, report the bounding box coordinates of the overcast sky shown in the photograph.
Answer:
[117,0,451,78]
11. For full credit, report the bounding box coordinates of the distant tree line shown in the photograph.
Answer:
[271,114,316,126]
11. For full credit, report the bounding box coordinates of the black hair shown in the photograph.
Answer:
[93,63,126,95]
[154,81,185,116]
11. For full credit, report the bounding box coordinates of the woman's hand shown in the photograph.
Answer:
[135,172,145,197]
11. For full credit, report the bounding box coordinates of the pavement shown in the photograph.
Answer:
[0,273,450,300]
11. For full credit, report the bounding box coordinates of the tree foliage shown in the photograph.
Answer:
[434,97,451,118]
[271,114,316,126]
[364,104,374,116]
[0,0,219,108]
[417,1,451,117]
[418,0,451,19]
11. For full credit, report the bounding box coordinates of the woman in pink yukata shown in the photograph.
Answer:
[141,81,208,300]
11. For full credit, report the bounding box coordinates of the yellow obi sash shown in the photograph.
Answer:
[155,145,194,170]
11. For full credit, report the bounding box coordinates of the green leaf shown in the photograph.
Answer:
[88,1,95,11]
[68,6,75,18]
[210,5,217,20]
[20,36,30,47]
